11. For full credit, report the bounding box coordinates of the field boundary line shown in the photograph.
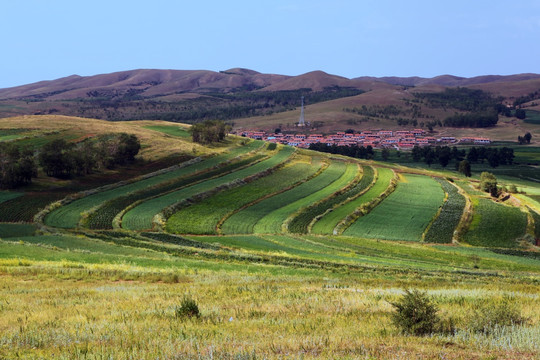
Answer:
[308,165,376,234]
[215,158,328,235]
[334,169,398,235]
[283,161,361,234]
[153,148,298,231]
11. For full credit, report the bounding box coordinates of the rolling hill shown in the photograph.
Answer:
[0,115,539,359]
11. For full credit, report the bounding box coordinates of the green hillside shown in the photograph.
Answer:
[0,115,539,359]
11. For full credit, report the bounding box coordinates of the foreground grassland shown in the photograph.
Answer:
[1,116,539,359]
[0,233,539,359]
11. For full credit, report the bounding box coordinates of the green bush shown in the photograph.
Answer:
[175,296,200,319]
[390,289,440,336]
[469,296,525,334]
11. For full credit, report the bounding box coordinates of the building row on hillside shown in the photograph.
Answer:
[239,130,491,149]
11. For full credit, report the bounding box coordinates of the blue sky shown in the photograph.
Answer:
[2,0,540,88]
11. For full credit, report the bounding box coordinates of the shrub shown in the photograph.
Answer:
[390,289,440,336]
[469,296,525,334]
[175,296,200,319]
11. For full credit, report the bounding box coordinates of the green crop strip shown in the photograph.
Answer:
[122,146,295,230]
[310,165,376,234]
[423,179,466,244]
[85,153,267,229]
[221,161,348,234]
[43,141,262,229]
[344,174,444,241]
[165,160,321,235]
[463,198,528,247]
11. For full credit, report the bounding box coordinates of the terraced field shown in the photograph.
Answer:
[122,146,295,230]
[287,163,363,234]
[0,191,23,204]
[344,173,445,241]
[165,157,322,234]
[463,198,528,247]
[423,179,466,243]
[85,153,267,229]
[314,167,394,235]
[309,165,376,234]
[43,140,263,228]
[221,160,351,234]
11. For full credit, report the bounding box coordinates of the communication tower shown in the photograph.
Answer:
[298,96,305,126]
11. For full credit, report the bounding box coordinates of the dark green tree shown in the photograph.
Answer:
[0,143,37,189]
[480,172,498,197]
[458,160,472,177]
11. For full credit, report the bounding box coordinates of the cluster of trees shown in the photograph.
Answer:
[308,143,375,159]
[518,132,532,145]
[411,145,514,169]
[190,120,231,144]
[0,143,37,189]
[442,111,499,128]
[39,133,140,178]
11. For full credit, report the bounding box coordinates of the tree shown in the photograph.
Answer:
[381,148,390,161]
[38,139,75,178]
[515,108,526,119]
[480,172,498,197]
[190,120,231,144]
[0,143,37,189]
[524,132,532,144]
[458,160,472,177]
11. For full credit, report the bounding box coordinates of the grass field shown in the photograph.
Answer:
[122,146,295,230]
[0,191,23,204]
[0,223,36,238]
[344,174,445,241]
[309,165,376,234]
[1,116,539,359]
[463,198,528,248]
[166,158,322,234]
[1,229,539,359]
[143,124,191,138]
[221,161,349,234]
[423,179,466,244]
[44,140,263,228]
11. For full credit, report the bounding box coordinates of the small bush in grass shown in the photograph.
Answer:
[266,142,277,151]
[390,289,440,336]
[469,296,525,334]
[175,296,200,319]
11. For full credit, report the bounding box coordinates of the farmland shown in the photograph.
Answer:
[166,157,321,234]
[0,115,539,359]
[463,198,528,247]
[423,179,466,243]
[343,174,445,241]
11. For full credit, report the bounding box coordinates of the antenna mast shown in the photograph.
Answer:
[298,96,305,126]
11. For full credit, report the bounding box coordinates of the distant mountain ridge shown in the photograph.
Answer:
[2,68,539,101]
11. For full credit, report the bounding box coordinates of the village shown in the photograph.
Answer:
[239,129,491,150]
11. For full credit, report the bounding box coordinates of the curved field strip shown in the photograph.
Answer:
[0,191,23,204]
[221,161,348,235]
[463,198,528,248]
[122,146,295,231]
[313,167,390,235]
[286,163,361,234]
[344,174,445,241]
[165,159,322,235]
[86,153,267,229]
[423,179,466,244]
[44,141,262,228]
[0,223,36,238]
[297,165,375,234]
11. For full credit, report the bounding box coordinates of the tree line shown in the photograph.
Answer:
[0,133,140,189]
[412,145,514,169]
[308,142,375,159]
